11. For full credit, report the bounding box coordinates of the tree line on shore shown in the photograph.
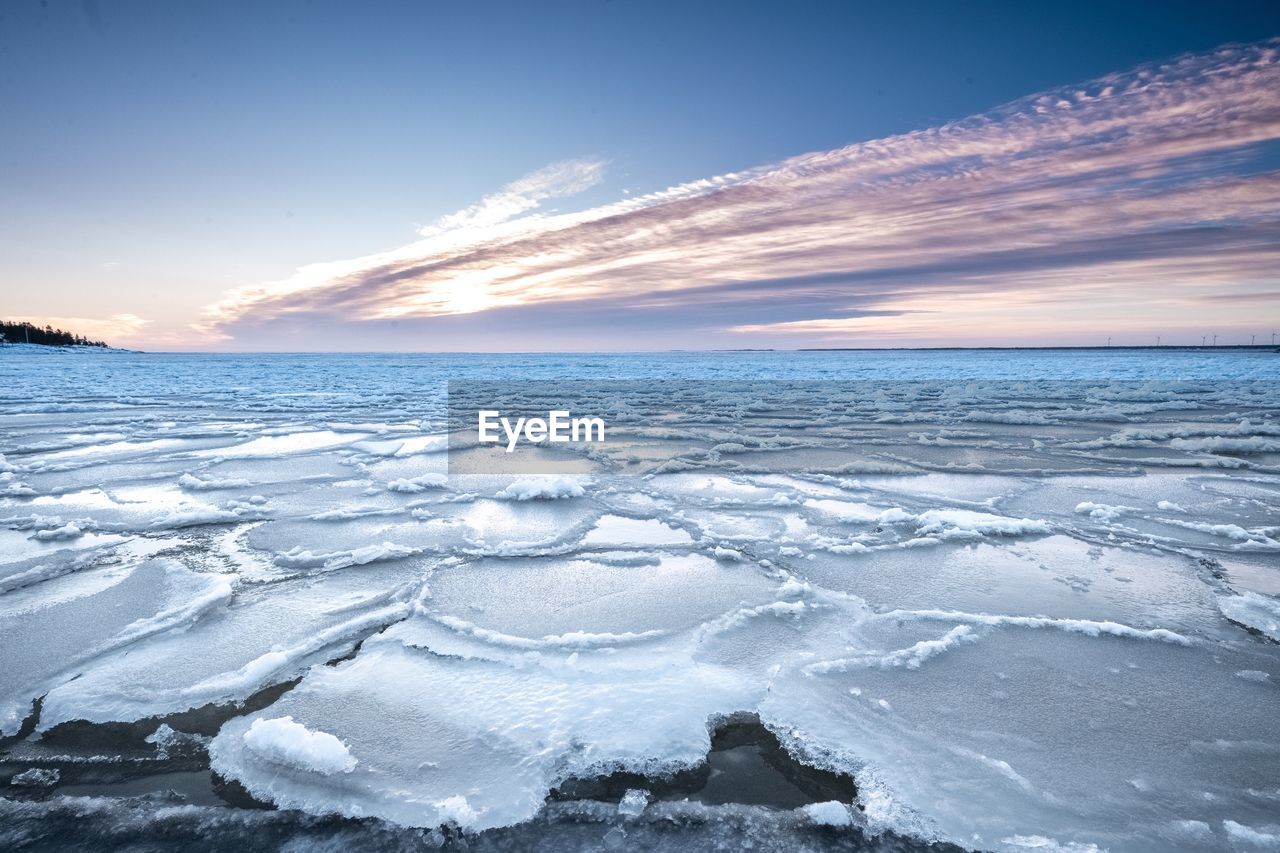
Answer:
[0,321,108,347]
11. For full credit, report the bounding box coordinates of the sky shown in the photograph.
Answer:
[2,1,1279,351]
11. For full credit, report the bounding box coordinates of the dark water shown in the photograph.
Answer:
[1,715,957,853]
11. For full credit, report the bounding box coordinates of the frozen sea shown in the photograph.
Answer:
[1,347,1279,853]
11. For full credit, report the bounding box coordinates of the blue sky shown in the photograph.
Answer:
[2,1,1279,349]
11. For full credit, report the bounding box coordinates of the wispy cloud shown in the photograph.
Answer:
[419,158,607,238]
[200,39,1280,348]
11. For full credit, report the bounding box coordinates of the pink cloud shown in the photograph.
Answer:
[199,39,1280,348]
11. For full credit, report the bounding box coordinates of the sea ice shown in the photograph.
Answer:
[1,354,1277,852]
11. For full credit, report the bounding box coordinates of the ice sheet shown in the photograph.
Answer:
[1,352,1278,852]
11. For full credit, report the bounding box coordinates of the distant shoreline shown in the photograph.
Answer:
[793,345,1279,352]
[2,343,1276,355]
[0,342,121,351]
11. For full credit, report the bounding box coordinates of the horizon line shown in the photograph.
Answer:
[7,343,1278,356]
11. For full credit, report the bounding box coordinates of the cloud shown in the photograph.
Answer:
[419,158,607,238]
[199,39,1280,348]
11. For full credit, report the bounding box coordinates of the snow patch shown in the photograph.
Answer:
[1223,820,1280,849]
[274,542,419,572]
[243,716,357,775]
[30,522,83,541]
[802,800,853,826]
[178,472,252,491]
[1074,502,1139,522]
[386,473,449,493]
[495,477,586,501]
[914,509,1051,540]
